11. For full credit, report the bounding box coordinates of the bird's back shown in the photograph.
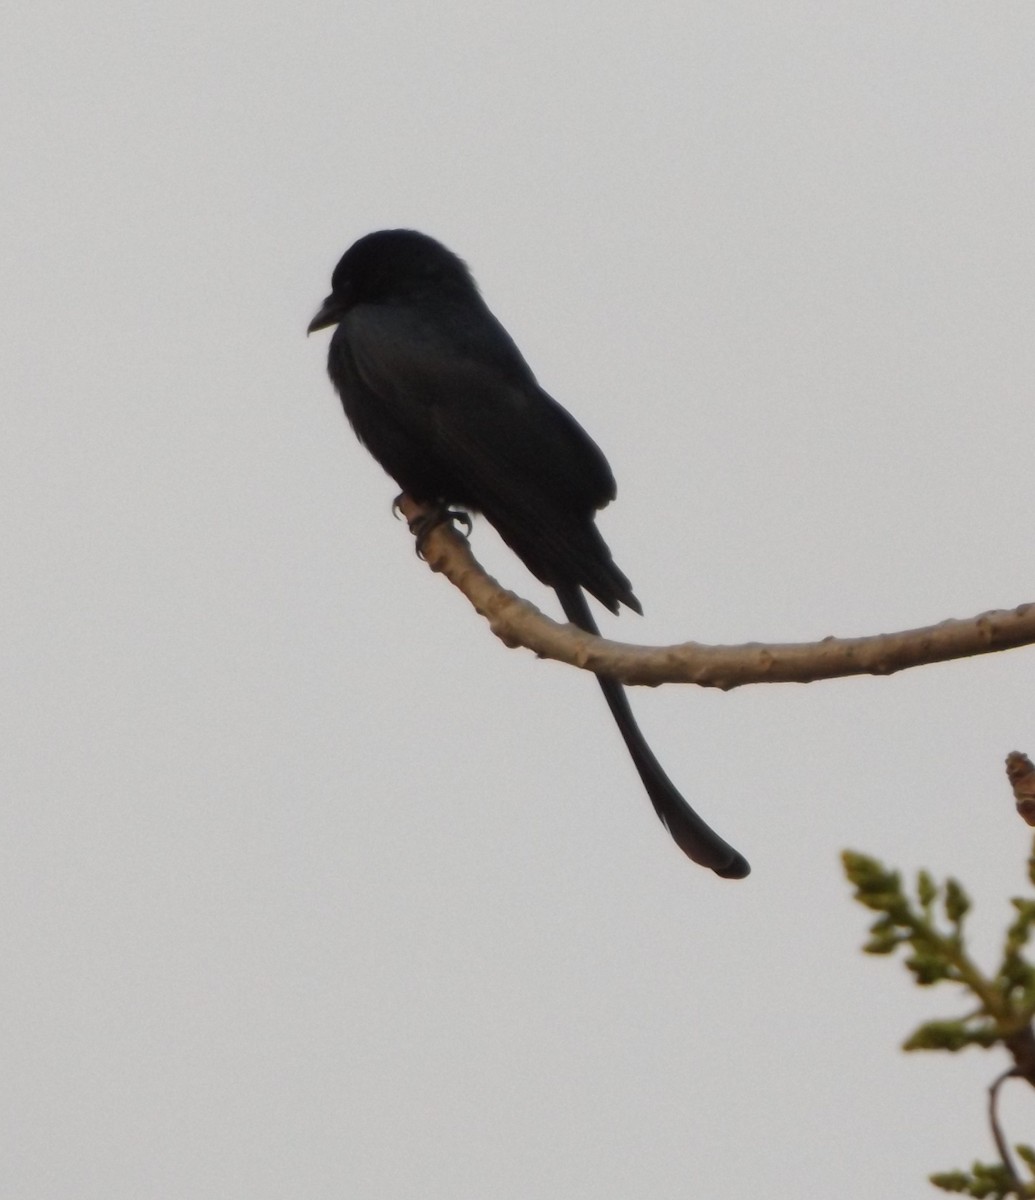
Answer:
[331,295,638,611]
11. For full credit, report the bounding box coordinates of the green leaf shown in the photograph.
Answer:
[863,933,902,955]
[903,1020,999,1053]
[918,870,937,908]
[945,878,971,925]
[928,1170,971,1193]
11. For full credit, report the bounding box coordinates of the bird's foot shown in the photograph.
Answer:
[393,495,472,559]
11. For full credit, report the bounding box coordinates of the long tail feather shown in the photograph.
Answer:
[555,583,750,879]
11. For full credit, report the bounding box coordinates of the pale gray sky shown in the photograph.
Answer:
[4,3,1035,1196]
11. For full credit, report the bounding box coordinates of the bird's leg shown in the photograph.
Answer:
[392,494,472,559]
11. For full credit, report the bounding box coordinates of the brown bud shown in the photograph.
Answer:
[1006,751,1035,827]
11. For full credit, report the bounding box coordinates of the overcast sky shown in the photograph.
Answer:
[5,3,1035,1196]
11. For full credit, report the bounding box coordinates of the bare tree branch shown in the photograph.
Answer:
[397,496,1035,691]
[988,1068,1025,1194]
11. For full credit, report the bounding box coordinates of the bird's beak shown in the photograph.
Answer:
[307,295,342,336]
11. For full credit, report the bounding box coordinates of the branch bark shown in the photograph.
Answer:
[397,496,1035,691]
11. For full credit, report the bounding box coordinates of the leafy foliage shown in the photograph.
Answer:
[842,849,1035,1053]
[843,842,1035,1196]
[929,1156,1032,1198]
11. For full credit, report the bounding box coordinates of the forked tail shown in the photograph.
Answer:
[555,583,750,879]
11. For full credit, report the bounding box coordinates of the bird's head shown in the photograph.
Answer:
[308,229,475,334]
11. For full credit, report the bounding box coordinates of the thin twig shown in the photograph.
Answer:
[988,1068,1025,1196]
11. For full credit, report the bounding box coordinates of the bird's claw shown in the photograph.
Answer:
[449,508,473,538]
[403,502,472,559]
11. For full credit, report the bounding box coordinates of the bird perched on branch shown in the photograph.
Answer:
[309,229,748,878]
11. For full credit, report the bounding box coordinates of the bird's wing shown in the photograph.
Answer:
[344,300,635,609]
[343,301,617,513]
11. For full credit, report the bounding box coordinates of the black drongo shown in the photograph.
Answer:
[310,229,748,878]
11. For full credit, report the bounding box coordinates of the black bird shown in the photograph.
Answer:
[309,229,749,878]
